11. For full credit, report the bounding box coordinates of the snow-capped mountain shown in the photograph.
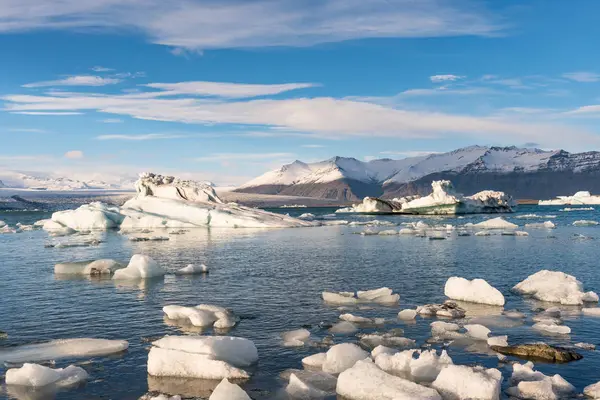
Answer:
[236,146,600,201]
[0,171,134,191]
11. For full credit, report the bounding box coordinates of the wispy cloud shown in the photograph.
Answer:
[96,133,187,141]
[195,152,295,162]
[430,74,465,83]
[7,128,47,133]
[301,144,325,148]
[0,0,502,50]
[144,81,317,98]
[64,150,84,159]
[10,111,83,115]
[23,75,121,88]
[91,66,114,72]
[99,118,124,123]
[563,72,600,83]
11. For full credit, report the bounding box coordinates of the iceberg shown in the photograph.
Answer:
[584,381,600,399]
[398,309,417,320]
[322,343,369,374]
[286,372,329,399]
[163,304,236,329]
[152,336,257,367]
[513,270,599,305]
[336,197,403,214]
[281,328,311,347]
[473,217,518,230]
[54,259,125,275]
[573,220,599,226]
[375,349,453,383]
[5,363,88,388]
[464,324,491,340]
[322,287,399,305]
[209,378,251,400]
[44,172,313,232]
[302,353,327,369]
[507,362,575,399]
[444,277,505,306]
[539,191,600,205]
[431,365,502,400]
[175,263,209,275]
[112,254,165,280]
[336,359,442,400]
[0,338,128,364]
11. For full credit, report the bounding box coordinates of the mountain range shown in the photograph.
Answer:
[0,171,134,191]
[235,146,600,201]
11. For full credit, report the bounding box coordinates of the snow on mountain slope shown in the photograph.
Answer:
[239,160,313,188]
[0,171,132,191]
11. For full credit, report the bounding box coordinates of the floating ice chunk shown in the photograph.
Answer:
[323,288,399,305]
[148,347,249,380]
[444,277,505,306]
[48,202,123,231]
[399,228,415,235]
[507,362,575,400]
[398,309,417,320]
[562,207,595,211]
[5,363,88,388]
[340,313,372,323]
[532,322,571,335]
[525,221,556,229]
[329,321,358,334]
[513,270,599,305]
[432,365,501,400]
[360,333,416,349]
[0,338,128,364]
[371,345,398,358]
[374,349,415,374]
[322,292,357,305]
[378,229,398,236]
[430,321,463,340]
[584,381,600,399]
[286,373,329,399]
[574,342,596,350]
[336,359,442,400]
[112,254,165,280]
[410,350,453,382]
[54,259,124,275]
[298,213,316,220]
[321,220,349,226]
[163,305,235,329]
[464,324,491,340]
[302,353,327,369]
[487,336,508,347]
[540,191,600,206]
[152,336,257,367]
[582,308,600,316]
[475,231,491,236]
[282,329,311,347]
[322,343,369,374]
[417,302,466,319]
[209,378,251,400]
[129,235,169,242]
[175,264,209,275]
[474,217,517,230]
[0,220,5,228]
[337,197,401,214]
[515,231,529,236]
[573,220,599,226]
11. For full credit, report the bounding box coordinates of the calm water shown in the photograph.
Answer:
[2,204,600,399]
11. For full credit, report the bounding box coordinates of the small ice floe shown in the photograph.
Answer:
[561,207,595,211]
[302,353,327,369]
[359,333,416,349]
[574,342,596,350]
[129,236,170,242]
[297,213,315,220]
[5,363,88,388]
[140,394,181,400]
[280,369,337,398]
[112,254,166,280]
[322,287,399,305]
[585,381,600,399]
[0,338,128,364]
[398,309,417,320]
[532,322,571,335]
[339,313,376,324]
[147,336,257,379]
[432,365,502,400]
[444,277,505,306]
[516,214,556,219]
[286,372,329,399]
[378,229,398,236]
[430,321,463,340]
[463,324,491,341]
[209,378,251,400]
[163,304,236,329]
[321,220,349,226]
[474,231,491,237]
[582,308,600,317]
[281,329,311,347]
[16,222,36,231]
[525,221,556,229]
[371,345,398,358]
[399,228,415,235]
[175,264,209,275]
[329,321,358,334]
[54,259,125,275]
[1,225,17,234]
[574,220,600,226]
[473,217,518,230]
[515,231,529,236]
[513,270,599,305]
[487,335,508,347]
[416,301,466,319]
[507,361,575,400]
[320,343,369,374]
[375,349,453,383]
[336,359,442,400]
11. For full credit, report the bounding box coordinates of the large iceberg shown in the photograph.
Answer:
[539,191,600,205]
[336,180,513,215]
[444,277,505,306]
[513,270,599,305]
[43,172,313,231]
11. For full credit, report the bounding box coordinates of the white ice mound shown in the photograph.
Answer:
[322,343,369,374]
[513,270,599,305]
[44,172,312,231]
[163,304,236,329]
[507,362,575,400]
[573,220,599,226]
[281,329,311,347]
[286,372,329,399]
[539,191,600,205]
[5,363,88,387]
[432,365,502,400]
[0,338,128,364]
[336,197,402,214]
[152,336,258,367]
[209,378,251,400]
[401,180,514,215]
[473,217,518,230]
[398,309,417,320]
[322,287,399,305]
[54,259,125,275]
[584,381,600,399]
[113,254,165,280]
[175,263,209,275]
[336,359,442,400]
[375,349,453,383]
[444,277,505,306]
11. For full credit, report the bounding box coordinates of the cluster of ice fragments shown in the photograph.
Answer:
[337,180,514,215]
[539,190,600,205]
[322,287,399,305]
[42,172,314,232]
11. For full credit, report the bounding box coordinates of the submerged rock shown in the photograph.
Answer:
[490,343,583,363]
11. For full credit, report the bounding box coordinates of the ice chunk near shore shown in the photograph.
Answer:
[573,220,600,226]
[0,338,128,364]
[152,336,258,367]
[282,329,311,347]
[513,270,599,305]
[5,363,88,388]
[398,309,417,320]
[525,221,556,229]
[322,287,399,305]
[540,191,600,206]
[302,353,327,369]
[464,324,491,341]
[582,308,600,316]
[329,321,358,334]
[507,362,575,399]
[474,217,518,230]
[209,378,251,400]
[533,322,571,335]
[54,259,125,275]
[336,197,402,214]
[336,359,442,400]
[286,373,329,399]
[444,277,505,306]
[432,365,502,400]
[163,305,236,329]
[375,349,453,383]
[113,254,165,280]
[175,264,209,275]
[0,220,5,228]
[322,343,369,374]
[584,381,600,399]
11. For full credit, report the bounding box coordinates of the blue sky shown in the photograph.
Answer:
[1,0,600,185]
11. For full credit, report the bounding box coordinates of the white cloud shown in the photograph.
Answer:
[0,0,501,50]
[96,133,186,140]
[99,118,124,123]
[64,150,84,159]
[301,144,325,148]
[565,105,600,116]
[23,75,121,88]
[91,66,114,72]
[144,81,317,98]
[10,111,83,115]
[195,152,295,162]
[398,87,494,97]
[430,74,464,83]
[563,72,600,83]
[7,128,47,133]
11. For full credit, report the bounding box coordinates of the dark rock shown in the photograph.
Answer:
[491,343,583,363]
